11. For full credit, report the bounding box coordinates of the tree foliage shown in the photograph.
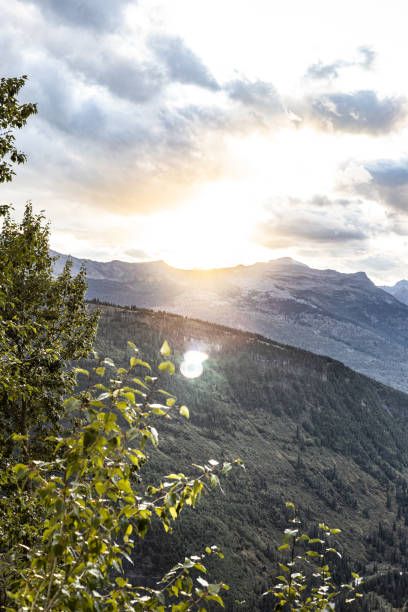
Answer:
[0,203,98,459]
[3,342,239,611]
[0,75,37,184]
[265,503,361,610]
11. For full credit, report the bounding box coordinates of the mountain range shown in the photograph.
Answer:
[381,279,408,306]
[53,251,408,393]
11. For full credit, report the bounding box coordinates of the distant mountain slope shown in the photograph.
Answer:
[82,303,408,611]
[381,279,408,306]
[53,251,408,392]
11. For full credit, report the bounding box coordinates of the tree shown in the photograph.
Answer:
[4,341,238,611]
[0,75,37,184]
[265,503,361,610]
[0,203,99,460]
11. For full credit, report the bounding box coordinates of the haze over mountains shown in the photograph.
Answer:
[381,280,408,306]
[53,251,408,393]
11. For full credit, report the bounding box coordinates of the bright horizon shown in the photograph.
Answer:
[54,249,392,292]
[2,1,408,283]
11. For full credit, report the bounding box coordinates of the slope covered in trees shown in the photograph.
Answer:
[80,302,408,610]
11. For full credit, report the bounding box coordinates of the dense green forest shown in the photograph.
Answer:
[77,301,408,610]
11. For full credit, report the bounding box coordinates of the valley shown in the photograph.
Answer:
[82,302,408,610]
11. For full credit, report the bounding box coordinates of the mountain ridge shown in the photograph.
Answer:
[381,279,408,306]
[53,250,408,393]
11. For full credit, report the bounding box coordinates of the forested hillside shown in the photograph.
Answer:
[82,302,408,610]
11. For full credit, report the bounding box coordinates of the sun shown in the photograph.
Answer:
[154,181,263,270]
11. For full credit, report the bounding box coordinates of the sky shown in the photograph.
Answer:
[2,0,408,283]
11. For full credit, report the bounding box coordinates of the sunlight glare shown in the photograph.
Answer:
[180,350,208,379]
[156,180,260,269]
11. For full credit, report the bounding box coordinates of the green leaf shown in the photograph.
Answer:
[151,407,167,416]
[327,548,342,558]
[150,426,159,446]
[96,392,111,401]
[95,482,106,497]
[117,479,132,494]
[132,377,149,389]
[12,463,28,478]
[74,368,89,377]
[206,594,224,607]
[171,603,190,612]
[160,340,171,357]
[179,405,189,419]
[131,357,151,369]
[125,524,133,536]
[158,361,175,375]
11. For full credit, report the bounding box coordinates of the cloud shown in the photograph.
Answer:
[358,255,398,272]
[27,13,165,106]
[123,248,152,260]
[29,66,107,140]
[5,0,403,240]
[358,46,376,69]
[362,159,408,213]
[149,35,219,91]
[307,90,406,135]
[366,159,408,187]
[255,211,368,249]
[20,0,131,32]
[306,46,376,80]
[302,195,354,208]
[226,78,283,117]
[0,4,232,215]
[20,57,162,150]
[345,159,408,214]
[67,52,165,105]
[307,61,343,80]
[18,6,217,106]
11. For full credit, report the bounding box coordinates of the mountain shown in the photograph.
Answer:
[81,303,408,611]
[54,251,408,393]
[381,279,408,306]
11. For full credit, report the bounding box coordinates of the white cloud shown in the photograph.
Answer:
[3,0,408,280]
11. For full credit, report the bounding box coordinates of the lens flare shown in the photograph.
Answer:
[180,350,208,379]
